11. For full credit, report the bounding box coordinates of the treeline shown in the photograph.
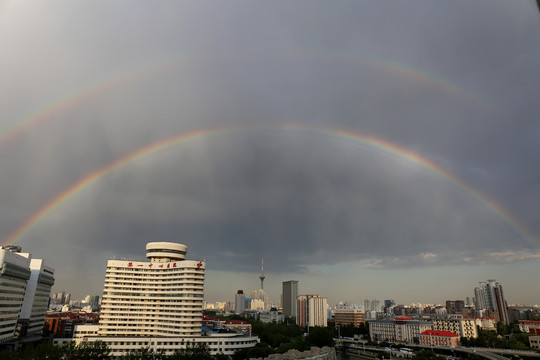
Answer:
[0,341,225,360]
[460,329,533,350]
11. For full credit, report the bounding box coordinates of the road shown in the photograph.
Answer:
[338,339,540,360]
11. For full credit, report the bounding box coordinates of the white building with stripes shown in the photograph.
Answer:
[74,242,257,357]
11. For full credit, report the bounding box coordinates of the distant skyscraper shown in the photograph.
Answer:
[474,280,509,324]
[259,258,265,290]
[364,299,381,312]
[297,294,328,328]
[235,290,245,314]
[282,280,298,318]
[384,299,396,309]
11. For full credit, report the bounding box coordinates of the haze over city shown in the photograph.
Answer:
[1,1,539,306]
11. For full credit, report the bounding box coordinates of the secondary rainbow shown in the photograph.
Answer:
[0,51,492,148]
[2,125,534,247]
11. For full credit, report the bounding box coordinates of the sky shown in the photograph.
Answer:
[1,1,539,307]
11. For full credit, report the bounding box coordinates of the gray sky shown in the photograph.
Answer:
[1,0,539,307]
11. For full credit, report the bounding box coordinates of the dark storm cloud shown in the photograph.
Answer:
[1,0,539,300]
[28,133,537,274]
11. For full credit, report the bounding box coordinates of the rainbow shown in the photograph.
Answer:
[0,57,183,147]
[0,51,493,148]
[2,125,534,247]
[292,50,494,110]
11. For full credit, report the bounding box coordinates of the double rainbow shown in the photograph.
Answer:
[2,125,534,247]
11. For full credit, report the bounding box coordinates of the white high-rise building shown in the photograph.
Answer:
[19,258,55,336]
[0,247,31,343]
[98,242,204,337]
[0,246,55,342]
[76,242,258,356]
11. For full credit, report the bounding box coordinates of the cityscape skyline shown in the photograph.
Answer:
[1,1,539,306]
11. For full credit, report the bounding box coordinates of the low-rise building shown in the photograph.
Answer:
[369,316,432,344]
[44,312,100,338]
[259,308,284,324]
[223,320,251,334]
[419,330,459,347]
[432,317,477,339]
[519,321,540,335]
[334,309,365,328]
[529,336,540,350]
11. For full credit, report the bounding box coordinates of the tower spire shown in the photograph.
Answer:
[259,258,265,290]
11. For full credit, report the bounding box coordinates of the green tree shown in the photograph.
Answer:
[411,349,444,360]
[171,342,213,360]
[4,342,64,360]
[306,327,335,348]
[232,343,274,360]
[213,353,229,360]
[64,340,111,360]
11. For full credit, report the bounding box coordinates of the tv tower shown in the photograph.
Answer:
[259,258,265,290]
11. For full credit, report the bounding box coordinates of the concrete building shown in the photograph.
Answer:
[223,320,251,334]
[235,290,245,315]
[0,247,31,343]
[529,336,540,350]
[474,280,509,324]
[419,330,459,347]
[334,309,365,328]
[18,258,55,337]
[259,307,285,324]
[445,300,465,314]
[519,320,540,335]
[44,313,100,338]
[282,280,298,319]
[0,246,54,343]
[297,295,328,328]
[74,242,257,357]
[432,317,478,339]
[369,316,432,344]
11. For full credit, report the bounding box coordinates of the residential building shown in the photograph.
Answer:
[419,330,459,347]
[432,317,478,339]
[282,280,298,318]
[364,299,381,312]
[474,280,509,324]
[297,295,328,328]
[445,300,465,314]
[75,242,258,356]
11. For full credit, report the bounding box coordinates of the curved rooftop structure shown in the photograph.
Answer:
[146,242,187,262]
